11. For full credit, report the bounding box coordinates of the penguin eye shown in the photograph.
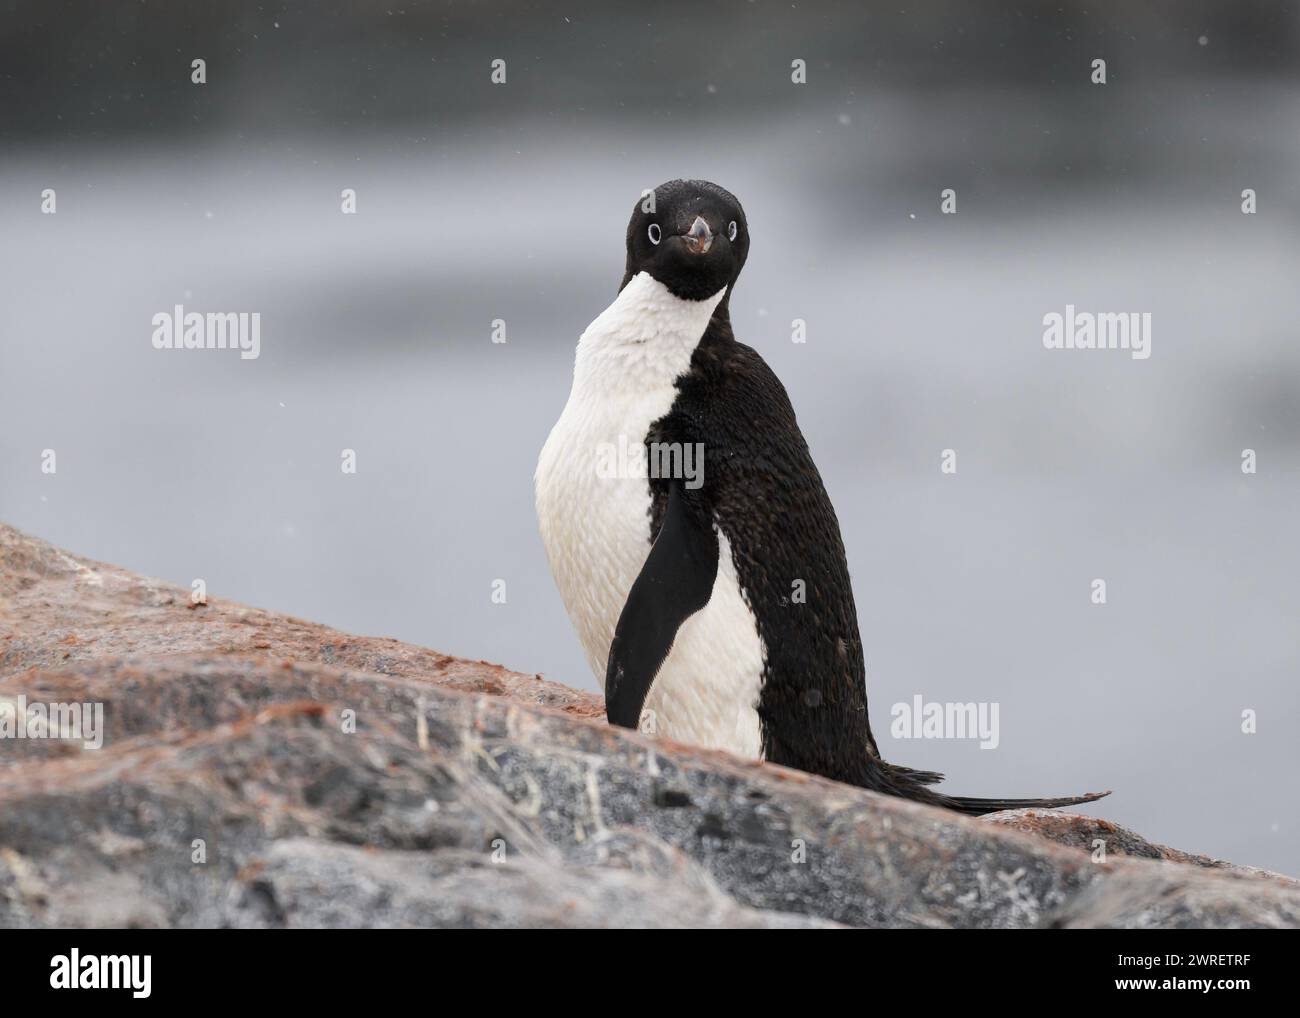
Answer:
[647,223,662,245]
[728,221,738,242]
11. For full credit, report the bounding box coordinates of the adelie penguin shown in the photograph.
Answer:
[535,179,1109,815]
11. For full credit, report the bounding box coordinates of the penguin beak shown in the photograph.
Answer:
[681,215,713,255]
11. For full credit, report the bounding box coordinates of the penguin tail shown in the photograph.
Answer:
[881,761,945,786]
[942,789,1112,817]
[870,761,1110,816]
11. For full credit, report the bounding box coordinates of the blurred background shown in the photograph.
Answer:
[2,1,1297,872]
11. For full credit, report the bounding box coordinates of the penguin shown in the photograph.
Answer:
[535,179,1109,815]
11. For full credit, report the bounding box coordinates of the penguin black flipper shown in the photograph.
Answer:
[604,480,719,729]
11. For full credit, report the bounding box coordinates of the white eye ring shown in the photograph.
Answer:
[648,223,662,245]
[728,221,738,241]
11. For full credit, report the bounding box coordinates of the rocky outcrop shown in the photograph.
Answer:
[1,523,1296,928]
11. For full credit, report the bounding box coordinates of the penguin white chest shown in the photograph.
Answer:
[534,273,765,759]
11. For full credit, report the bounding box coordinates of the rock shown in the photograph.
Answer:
[0,523,602,721]
[0,523,1296,928]
[984,809,1299,888]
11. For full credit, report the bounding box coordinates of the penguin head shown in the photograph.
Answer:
[622,179,749,302]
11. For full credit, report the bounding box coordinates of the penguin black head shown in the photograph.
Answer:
[622,179,749,303]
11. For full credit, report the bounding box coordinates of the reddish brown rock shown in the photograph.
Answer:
[984,809,1298,887]
[0,523,603,720]
[1,523,1296,929]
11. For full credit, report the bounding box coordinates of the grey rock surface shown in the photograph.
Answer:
[1,523,1296,928]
